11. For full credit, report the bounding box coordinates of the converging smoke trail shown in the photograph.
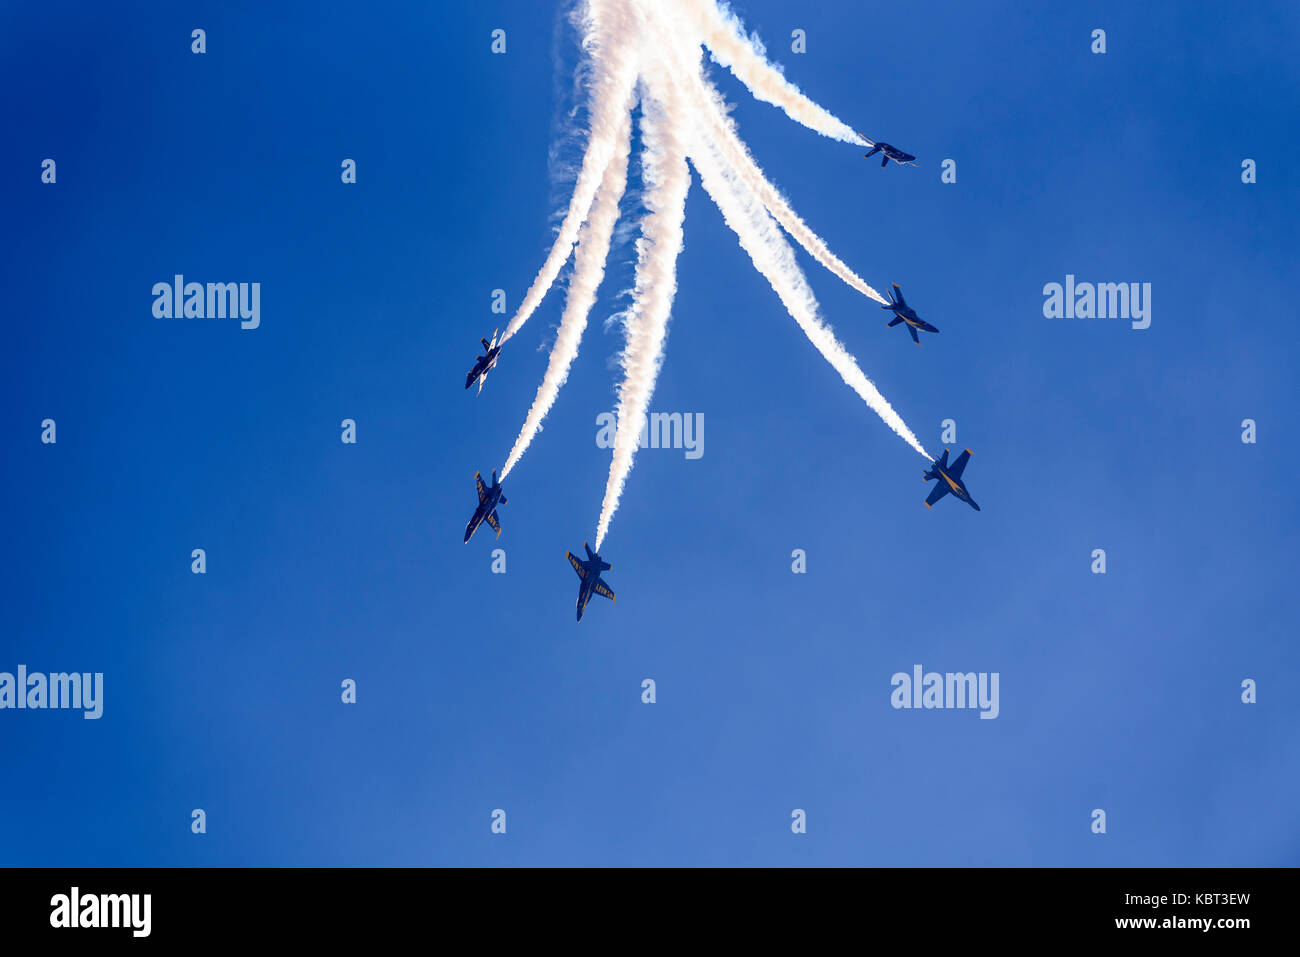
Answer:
[677,0,866,146]
[593,95,692,550]
[683,96,932,461]
[500,0,642,345]
[490,0,936,562]
[656,19,889,306]
[500,113,633,481]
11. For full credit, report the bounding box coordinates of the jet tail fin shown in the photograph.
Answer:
[583,543,609,570]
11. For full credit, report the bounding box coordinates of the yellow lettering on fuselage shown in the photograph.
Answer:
[942,471,962,493]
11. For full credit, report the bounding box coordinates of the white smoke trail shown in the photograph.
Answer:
[593,92,692,550]
[682,92,932,460]
[655,14,888,306]
[499,112,633,481]
[500,0,642,345]
[676,0,866,145]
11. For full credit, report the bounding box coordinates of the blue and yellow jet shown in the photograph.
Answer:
[566,542,615,622]
[858,132,919,168]
[883,283,939,345]
[464,469,508,542]
[465,330,501,395]
[923,449,980,511]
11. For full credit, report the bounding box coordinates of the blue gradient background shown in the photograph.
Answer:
[2,0,1297,865]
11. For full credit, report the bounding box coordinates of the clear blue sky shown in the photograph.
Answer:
[2,0,1297,866]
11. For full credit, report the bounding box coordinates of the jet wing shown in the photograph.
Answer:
[593,579,615,603]
[925,484,950,509]
[475,473,488,504]
[567,552,588,578]
[948,449,972,479]
[485,510,501,536]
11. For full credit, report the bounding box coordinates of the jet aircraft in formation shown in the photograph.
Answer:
[458,129,981,622]
[465,330,502,394]
[882,283,939,345]
[464,470,508,543]
[566,543,616,623]
[870,211,975,505]
[923,449,980,511]
[858,133,919,168]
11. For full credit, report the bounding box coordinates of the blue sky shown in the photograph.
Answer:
[1,0,1297,865]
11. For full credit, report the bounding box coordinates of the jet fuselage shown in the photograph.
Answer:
[927,459,979,511]
[464,472,507,543]
[567,543,614,622]
[465,332,502,393]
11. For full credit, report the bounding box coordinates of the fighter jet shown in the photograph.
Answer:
[858,133,919,168]
[923,449,980,511]
[465,330,502,394]
[882,283,939,345]
[464,470,508,543]
[566,542,615,622]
